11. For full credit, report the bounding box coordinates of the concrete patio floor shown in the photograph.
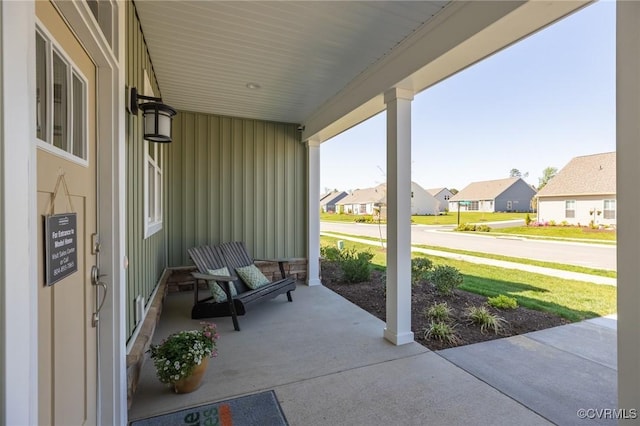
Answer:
[128,283,617,426]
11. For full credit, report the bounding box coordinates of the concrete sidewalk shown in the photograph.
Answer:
[439,315,618,426]
[321,232,617,286]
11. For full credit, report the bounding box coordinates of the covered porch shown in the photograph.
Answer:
[2,1,638,424]
[128,280,616,425]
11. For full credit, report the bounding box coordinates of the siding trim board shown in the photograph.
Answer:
[125,2,166,339]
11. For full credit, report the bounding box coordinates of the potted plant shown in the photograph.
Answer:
[148,321,219,393]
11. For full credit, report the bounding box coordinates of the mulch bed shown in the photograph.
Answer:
[321,260,570,351]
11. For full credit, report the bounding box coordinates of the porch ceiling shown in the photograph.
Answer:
[133,1,591,142]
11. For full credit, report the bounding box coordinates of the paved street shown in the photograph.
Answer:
[320,221,617,271]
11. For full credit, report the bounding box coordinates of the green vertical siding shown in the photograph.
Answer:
[125,2,167,340]
[167,112,306,267]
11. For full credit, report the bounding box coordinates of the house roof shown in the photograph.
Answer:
[537,152,616,197]
[320,191,348,206]
[337,185,387,206]
[426,188,448,196]
[449,177,528,201]
[132,2,588,143]
[338,182,436,205]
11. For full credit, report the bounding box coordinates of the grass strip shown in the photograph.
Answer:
[488,226,616,243]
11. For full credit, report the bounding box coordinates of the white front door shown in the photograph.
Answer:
[36,2,99,424]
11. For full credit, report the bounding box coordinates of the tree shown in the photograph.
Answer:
[538,166,558,190]
[509,168,529,178]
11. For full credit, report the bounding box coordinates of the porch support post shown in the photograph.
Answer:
[383,88,414,345]
[616,2,640,419]
[306,139,322,286]
[0,1,38,424]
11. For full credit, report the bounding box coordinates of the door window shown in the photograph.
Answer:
[35,27,88,164]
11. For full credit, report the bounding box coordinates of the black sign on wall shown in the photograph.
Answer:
[45,213,78,286]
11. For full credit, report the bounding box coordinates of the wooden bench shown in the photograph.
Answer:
[188,242,296,331]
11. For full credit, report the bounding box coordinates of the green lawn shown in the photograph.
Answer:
[321,211,529,225]
[489,226,616,242]
[320,236,616,322]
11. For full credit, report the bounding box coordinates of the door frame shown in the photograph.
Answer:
[1,1,127,424]
[55,2,127,424]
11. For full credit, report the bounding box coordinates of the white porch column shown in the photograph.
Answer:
[616,3,640,419]
[383,88,414,345]
[0,1,38,424]
[306,139,322,286]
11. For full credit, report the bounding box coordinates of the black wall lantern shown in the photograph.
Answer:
[129,87,177,143]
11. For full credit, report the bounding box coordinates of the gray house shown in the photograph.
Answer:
[449,177,536,213]
[320,190,348,213]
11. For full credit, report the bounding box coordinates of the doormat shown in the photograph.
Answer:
[130,390,288,426]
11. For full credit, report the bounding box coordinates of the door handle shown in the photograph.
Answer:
[91,265,108,328]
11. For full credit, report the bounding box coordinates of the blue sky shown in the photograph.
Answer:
[320,1,616,193]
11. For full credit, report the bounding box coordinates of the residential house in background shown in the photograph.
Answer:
[320,190,348,213]
[449,177,536,213]
[537,152,616,226]
[427,187,454,213]
[336,186,386,215]
[337,182,440,216]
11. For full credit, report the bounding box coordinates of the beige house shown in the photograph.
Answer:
[337,186,387,215]
[537,152,616,226]
[1,2,640,424]
[337,182,440,216]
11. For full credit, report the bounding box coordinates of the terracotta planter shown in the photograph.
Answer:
[172,356,209,394]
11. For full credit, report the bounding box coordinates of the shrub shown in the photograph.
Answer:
[339,247,374,283]
[456,223,476,231]
[354,215,376,223]
[549,220,557,226]
[411,256,433,286]
[525,213,532,226]
[424,322,461,344]
[465,306,507,334]
[320,245,342,262]
[429,265,464,296]
[487,294,518,310]
[425,302,451,322]
[456,223,491,232]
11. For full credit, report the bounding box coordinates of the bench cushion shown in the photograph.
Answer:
[207,267,237,302]
[235,264,270,289]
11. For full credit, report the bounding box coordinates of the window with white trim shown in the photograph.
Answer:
[603,199,616,219]
[35,27,88,162]
[143,72,163,237]
[565,200,576,218]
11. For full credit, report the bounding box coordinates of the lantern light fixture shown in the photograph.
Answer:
[128,87,176,143]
